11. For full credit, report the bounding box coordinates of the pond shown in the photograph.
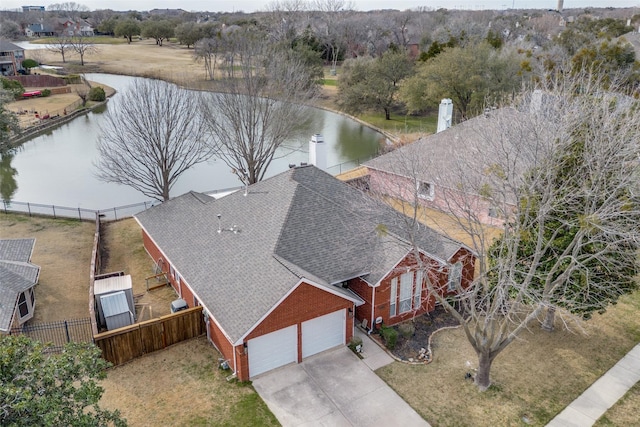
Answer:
[2,73,384,209]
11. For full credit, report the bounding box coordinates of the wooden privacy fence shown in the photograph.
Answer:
[94,307,205,366]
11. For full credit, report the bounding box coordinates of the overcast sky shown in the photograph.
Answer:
[1,0,638,13]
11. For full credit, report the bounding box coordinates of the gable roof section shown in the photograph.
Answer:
[135,166,465,342]
[0,239,40,332]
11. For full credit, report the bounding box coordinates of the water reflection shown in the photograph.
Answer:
[9,73,382,208]
[0,152,18,201]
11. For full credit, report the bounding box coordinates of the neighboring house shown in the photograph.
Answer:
[0,41,25,76]
[61,19,94,37]
[365,107,535,227]
[0,239,40,334]
[135,165,475,380]
[25,22,57,37]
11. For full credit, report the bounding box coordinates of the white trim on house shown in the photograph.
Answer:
[417,181,435,200]
[371,249,412,288]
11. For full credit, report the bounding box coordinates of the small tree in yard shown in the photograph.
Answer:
[69,34,97,66]
[391,72,640,391]
[47,35,71,63]
[95,79,212,201]
[21,59,38,74]
[0,335,127,426]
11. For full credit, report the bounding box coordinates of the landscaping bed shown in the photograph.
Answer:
[374,305,461,362]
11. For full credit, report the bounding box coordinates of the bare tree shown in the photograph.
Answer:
[375,73,640,391]
[68,34,97,66]
[47,35,71,63]
[200,32,318,185]
[95,79,213,201]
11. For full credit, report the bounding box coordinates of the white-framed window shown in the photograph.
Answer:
[414,270,423,308]
[399,271,414,314]
[17,288,35,322]
[18,292,29,318]
[417,181,434,200]
[448,262,463,292]
[390,277,398,317]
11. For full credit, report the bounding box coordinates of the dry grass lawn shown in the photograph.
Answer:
[377,290,640,426]
[99,336,279,427]
[99,218,175,320]
[594,381,640,426]
[0,213,95,321]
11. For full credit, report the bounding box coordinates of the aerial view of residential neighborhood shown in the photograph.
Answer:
[1,0,640,425]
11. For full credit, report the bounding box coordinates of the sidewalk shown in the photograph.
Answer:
[547,344,640,427]
[354,327,394,370]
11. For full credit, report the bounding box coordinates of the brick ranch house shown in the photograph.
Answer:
[135,165,475,380]
[0,239,40,334]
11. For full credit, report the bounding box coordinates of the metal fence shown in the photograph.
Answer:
[9,318,94,353]
[0,199,159,221]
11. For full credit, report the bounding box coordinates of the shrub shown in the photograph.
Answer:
[380,325,398,350]
[1,77,24,99]
[88,87,106,102]
[41,89,51,97]
[398,322,415,339]
[62,74,81,84]
[348,336,363,354]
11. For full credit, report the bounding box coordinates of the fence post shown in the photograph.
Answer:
[64,320,70,343]
[27,202,31,217]
[78,207,81,221]
[113,207,117,221]
[52,205,56,218]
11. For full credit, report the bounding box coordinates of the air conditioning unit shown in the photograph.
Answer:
[170,298,188,313]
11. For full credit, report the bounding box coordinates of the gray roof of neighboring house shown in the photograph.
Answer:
[0,40,24,53]
[0,239,40,332]
[366,106,547,204]
[135,166,464,343]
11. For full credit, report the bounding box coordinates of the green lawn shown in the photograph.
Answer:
[357,112,437,135]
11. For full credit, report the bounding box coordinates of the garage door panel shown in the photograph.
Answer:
[302,310,345,358]
[248,325,297,378]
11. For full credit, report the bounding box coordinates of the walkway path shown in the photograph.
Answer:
[547,344,640,426]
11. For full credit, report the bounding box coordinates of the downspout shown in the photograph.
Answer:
[370,284,375,334]
[232,344,237,379]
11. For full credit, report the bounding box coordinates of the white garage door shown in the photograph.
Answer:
[248,325,298,378]
[302,309,346,358]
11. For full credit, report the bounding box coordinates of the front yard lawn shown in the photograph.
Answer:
[377,290,640,426]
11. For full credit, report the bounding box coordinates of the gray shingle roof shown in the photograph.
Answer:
[0,239,40,332]
[0,40,23,52]
[135,166,464,343]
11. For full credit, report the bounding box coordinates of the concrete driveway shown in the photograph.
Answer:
[252,346,430,427]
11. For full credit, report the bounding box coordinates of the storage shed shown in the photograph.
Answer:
[94,274,135,330]
[100,291,134,331]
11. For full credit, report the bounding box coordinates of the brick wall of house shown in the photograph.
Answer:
[374,253,445,327]
[245,283,353,342]
[368,169,505,227]
[206,316,236,372]
[348,277,372,327]
[141,230,181,296]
